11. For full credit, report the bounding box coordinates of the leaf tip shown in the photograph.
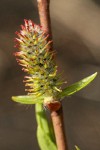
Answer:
[92,72,98,78]
[12,96,16,101]
[75,145,80,150]
[88,72,98,82]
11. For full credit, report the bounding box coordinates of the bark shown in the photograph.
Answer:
[37,0,68,150]
[51,106,68,150]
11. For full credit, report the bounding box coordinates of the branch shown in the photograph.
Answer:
[37,0,53,49]
[37,0,51,34]
[37,0,68,150]
[51,106,68,150]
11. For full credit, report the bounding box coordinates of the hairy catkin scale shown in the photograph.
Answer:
[15,19,62,100]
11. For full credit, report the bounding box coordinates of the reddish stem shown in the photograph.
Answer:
[51,107,68,150]
[37,0,51,35]
[37,0,68,150]
[37,0,53,49]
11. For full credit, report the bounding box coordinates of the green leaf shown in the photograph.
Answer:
[12,95,44,104]
[75,145,80,150]
[58,72,97,99]
[35,104,57,150]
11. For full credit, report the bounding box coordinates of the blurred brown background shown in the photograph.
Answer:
[0,0,100,150]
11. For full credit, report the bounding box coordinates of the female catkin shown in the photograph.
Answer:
[15,19,62,101]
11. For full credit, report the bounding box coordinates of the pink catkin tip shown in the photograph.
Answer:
[24,76,30,79]
[24,19,28,21]
[14,44,19,48]
[32,22,34,27]
[14,38,17,42]
[14,52,20,56]
[22,68,28,72]
[24,19,28,23]
[14,44,17,47]
[14,38,20,42]
[20,25,25,30]
[24,19,28,26]
[15,31,19,35]
[13,52,18,56]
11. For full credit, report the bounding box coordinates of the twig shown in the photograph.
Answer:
[37,0,68,150]
[37,0,53,49]
[51,107,68,150]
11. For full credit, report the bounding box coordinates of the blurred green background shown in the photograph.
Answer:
[0,0,100,150]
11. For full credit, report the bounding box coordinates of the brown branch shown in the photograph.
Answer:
[37,0,53,49]
[37,0,52,36]
[51,107,68,150]
[37,0,68,150]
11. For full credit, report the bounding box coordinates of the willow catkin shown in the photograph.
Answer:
[15,19,62,101]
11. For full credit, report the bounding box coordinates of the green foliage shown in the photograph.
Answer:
[58,72,97,99]
[75,145,80,150]
[35,103,57,150]
[12,72,97,104]
[12,95,44,104]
